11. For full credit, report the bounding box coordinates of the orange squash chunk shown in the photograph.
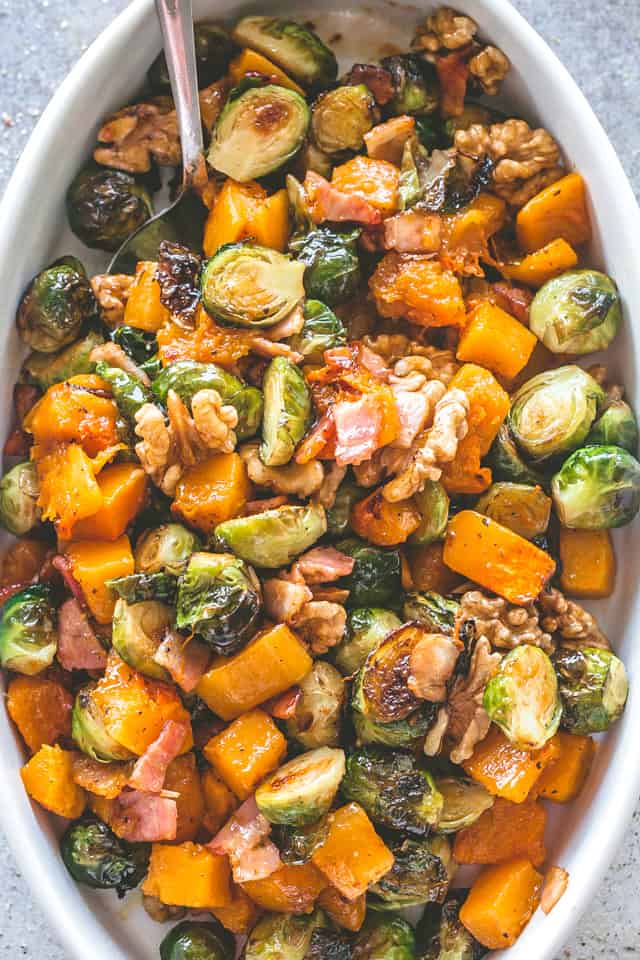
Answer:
[242,862,326,913]
[463,727,560,803]
[331,156,400,214]
[535,732,595,803]
[21,744,86,819]
[516,172,590,253]
[65,535,134,623]
[204,709,286,800]
[370,253,466,328]
[157,306,256,369]
[457,302,537,380]
[203,179,290,256]
[25,376,120,457]
[406,542,463,594]
[453,798,547,867]
[165,753,205,842]
[71,754,132,799]
[36,443,105,539]
[312,803,394,901]
[202,767,239,834]
[142,842,231,909]
[351,489,421,546]
[503,238,578,288]
[441,193,506,274]
[69,463,147,541]
[559,527,615,598]
[7,674,73,754]
[229,49,304,94]
[123,260,171,331]
[318,886,367,931]
[460,858,542,949]
[172,452,251,534]
[211,883,261,933]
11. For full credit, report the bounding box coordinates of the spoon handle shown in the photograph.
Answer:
[155,0,204,186]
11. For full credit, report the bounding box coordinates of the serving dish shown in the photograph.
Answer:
[0,0,639,958]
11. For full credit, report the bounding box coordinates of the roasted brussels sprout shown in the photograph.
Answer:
[111,598,172,681]
[261,356,312,466]
[111,324,159,370]
[135,523,201,575]
[417,895,485,960]
[335,539,402,609]
[305,928,353,960]
[232,16,338,89]
[72,684,134,761]
[95,360,153,421]
[401,593,458,635]
[435,776,494,833]
[61,817,149,896]
[208,84,310,181]
[215,503,327,568]
[342,747,443,835]
[530,269,622,355]
[369,835,453,910]
[289,299,347,362]
[0,461,41,536]
[273,815,331,865]
[334,607,402,676]
[410,481,449,545]
[286,661,346,748]
[24,329,104,389]
[508,366,604,462]
[352,678,435,747]
[483,644,562,750]
[160,920,234,960]
[551,444,640,528]
[555,646,629,734]
[312,84,376,153]
[381,54,438,115]
[107,572,177,604]
[588,398,638,453]
[244,910,326,960]
[488,423,548,487]
[353,914,416,960]
[175,552,261,655]
[16,256,96,353]
[0,585,57,675]
[475,482,552,539]
[290,227,361,307]
[326,477,361,538]
[201,243,305,328]
[256,747,345,826]
[148,22,233,91]
[67,165,153,251]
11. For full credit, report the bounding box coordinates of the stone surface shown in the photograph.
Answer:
[0,0,639,957]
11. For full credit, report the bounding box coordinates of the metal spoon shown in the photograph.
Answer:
[109,0,207,274]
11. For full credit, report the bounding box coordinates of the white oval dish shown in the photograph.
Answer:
[0,1,638,958]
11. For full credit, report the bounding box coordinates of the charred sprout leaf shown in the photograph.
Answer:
[244,910,326,960]
[160,919,234,960]
[67,165,153,251]
[334,608,402,676]
[381,54,439,116]
[369,835,453,911]
[107,572,177,604]
[475,482,552,539]
[411,481,449,544]
[95,360,152,421]
[260,356,312,466]
[352,914,416,960]
[399,139,455,213]
[255,746,346,826]
[488,423,548,488]
[326,478,361,539]
[273,815,331,865]
[530,269,622,355]
[587,398,638,453]
[484,644,562,750]
[555,646,629,734]
[17,256,97,353]
[111,598,172,681]
[0,585,57,675]
[287,174,315,237]
[551,444,640,528]
[287,661,346,748]
[24,329,104,389]
[0,461,41,536]
[289,299,347,362]
[135,522,201,575]
[312,84,376,154]
[435,776,494,833]
[156,241,201,325]
[72,684,134,761]
[443,155,494,214]
[231,17,338,90]
[342,747,443,835]
[305,928,353,960]
[61,818,149,897]
[335,539,402,609]
[111,325,159,366]
[175,552,261,655]
[417,894,485,960]
[402,593,458,635]
[148,22,233,92]
[215,503,327,568]
[290,227,361,307]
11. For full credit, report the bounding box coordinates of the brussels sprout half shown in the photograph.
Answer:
[95,361,153,422]
[286,661,346,748]
[402,593,459,635]
[555,647,629,734]
[353,914,416,960]
[335,538,402,609]
[24,329,105,389]
[215,503,327,568]
[111,324,159,367]
[587,398,639,453]
[484,644,562,750]
[107,572,178,605]
[475,482,552,540]
[290,227,361,307]
[334,607,402,676]
[72,684,135,762]
[160,920,234,960]
[326,478,360,538]
[508,366,604,462]
[175,552,261,655]
[530,269,622,355]
[273,815,331,865]
[417,894,485,960]
[0,585,57,676]
[111,598,172,681]
[208,84,310,182]
[61,817,149,896]
[410,481,449,545]
[312,84,376,154]
[260,356,312,467]
[381,54,439,116]
[255,746,346,826]
[148,22,233,92]
[67,165,153,252]
[244,910,326,960]
[551,444,640,529]
[488,423,548,488]
[289,299,347,362]
[16,256,97,353]
[369,835,454,911]
[342,747,443,835]
[0,461,41,536]
[435,776,495,833]
[135,523,201,575]
[305,928,353,960]
[231,16,338,89]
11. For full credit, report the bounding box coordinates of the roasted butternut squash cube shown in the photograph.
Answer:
[457,302,537,380]
[21,744,86,819]
[503,238,578,288]
[559,527,615,598]
[318,885,367,931]
[172,452,251,534]
[65,535,134,623]
[229,49,304,94]
[36,444,104,539]
[24,376,121,458]
[123,260,171,331]
[202,767,239,835]
[7,674,73,754]
[453,798,547,867]
[516,172,591,253]
[142,842,231,909]
[331,156,400,214]
[165,753,205,842]
[241,862,326,913]
[211,883,261,933]
[69,463,147,541]
[406,542,463,594]
[535,731,595,802]
[204,709,286,800]
[351,489,421,546]
[312,802,394,900]
[463,727,560,803]
[460,858,542,949]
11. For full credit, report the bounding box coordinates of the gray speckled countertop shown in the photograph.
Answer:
[0,0,639,957]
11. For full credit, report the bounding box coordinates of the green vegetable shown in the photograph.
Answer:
[95,361,152,421]
[67,165,153,251]
[326,478,360,538]
[24,329,104,389]
[135,522,201,575]
[16,256,96,353]
[342,747,443,835]
[111,598,172,681]
[148,22,233,91]
[305,928,352,960]
[353,914,416,960]
[555,646,629,734]
[175,552,261,655]
[475,482,552,539]
[434,776,494,833]
[334,607,402,676]
[215,503,327,568]
[244,911,326,960]
[417,894,485,960]
[71,684,134,761]
[286,661,345,748]
[231,17,338,89]
[312,84,376,153]
[61,818,149,897]
[410,481,449,545]
[289,299,347,362]
[273,816,331,865]
[508,366,604,462]
[207,84,310,181]
[0,461,41,536]
[255,746,346,826]
[369,835,453,911]
[160,920,234,960]
[483,644,562,750]
[335,539,402,609]
[587,398,638,453]
[530,269,622,354]
[0,585,57,675]
[290,227,361,307]
[111,324,159,369]
[107,572,177,604]
[488,423,548,487]
[260,356,312,466]
[551,444,640,528]
[402,593,458,635]
[381,54,438,115]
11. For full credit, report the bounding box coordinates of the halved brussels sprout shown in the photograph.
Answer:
[111,598,172,681]
[484,644,562,750]
[273,816,331,865]
[369,835,453,911]
[352,674,436,746]
[148,22,233,91]
[215,503,327,568]
[381,54,439,115]
[72,684,135,761]
[61,817,149,896]
[335,538,402,609]
[175,552,261,655]
[244,910,326,960]
[95,361,153,422]
[305,928,352,960]
[435,776,495,833]
[232,17,338,89]
[289,227,361,307]
[555,646,629,734]
[402,593,458,635]
[111,325,159,367]
[588,398,638,453]
[0,585,57,675]
[135,523,201,575]
[160,920,234,960]
[107,572,177,604]
[289,299,347,362]
[342,746,443,835]
[24,329,104,389]
[410,481,449,545]
[417,894,485,960]
[286,661,345,748]
[312,84,376,154]
[353,914,416,960]
[326,477,360,539]
[333,607,402,676]
[475,482,552,540]
[508,366,604,462]
[208,84,310,181]
[16,256,96,353]
[255,747,346,826]
[551,444,640,528]
[530,269,622,354]
[0,461,41,536]
[488,423,548,487]
[67,165,153,251]
[260,356,312,467]
[201,243,305,328]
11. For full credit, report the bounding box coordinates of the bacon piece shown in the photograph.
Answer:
[310,585,350,603]
[263,686,302,720]
[263,577,313,622]
[344,63,395,104]
[250,337,304,363]
[359,345,391,380]
[245,496,290,515]
[112,789,178,842]
[57,598,107,672]
[436,50,470,117]
[492,282,533,324]
[294,546,355,584]
[153,632,211,693]
[3,429,30,457]
[295,414,336,465]
[304,171,382,226]
[52,555,88,609]
[334,395,383,466]
[209,796,282,883]
[128,719,189,793]
[384,212,442,253]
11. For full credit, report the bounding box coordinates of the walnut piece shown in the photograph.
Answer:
[240,443,324,498]
[541,866,569,915]
[191,389,238,454]
[408,633,463,701]
[292,600,347,655]
[134,403,182,496]
[313,462,347,510]
[90,273,134,327]
[458,589,555,654]
[89,342,151,387]
[468,45,510,95]
[414,6,477,52]
[363,335,460,383]
[538,587,609,650]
